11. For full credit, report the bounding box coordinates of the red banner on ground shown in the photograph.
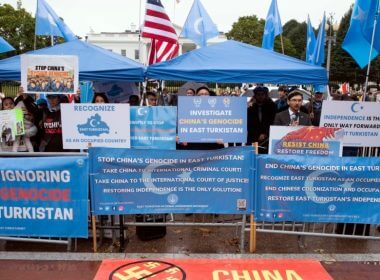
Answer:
[94,259,332,280]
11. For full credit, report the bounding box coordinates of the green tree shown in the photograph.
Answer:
[0,4,49,59]
[226,15,265,47]
[226,15,297,57]
[330,6,380,86]
[283,19,308,59]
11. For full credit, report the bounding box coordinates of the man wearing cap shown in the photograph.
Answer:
[274,86,289,113]
[273,90,312,126]
[36,98,48,110]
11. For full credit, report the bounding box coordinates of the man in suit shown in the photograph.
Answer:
[273,90,312,126]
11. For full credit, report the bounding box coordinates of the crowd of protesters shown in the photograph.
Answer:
[0,83,378,154]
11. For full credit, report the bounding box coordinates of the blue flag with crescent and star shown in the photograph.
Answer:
[0,36,15,54]
[306,16,316,64]
[181,0,219,47]
[262,0,283,51]
[342,0,380,68]
[310,13,326,66]
[35,0,77,41]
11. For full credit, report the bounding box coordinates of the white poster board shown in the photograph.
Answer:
[61,104,130,149]
[21,54,79,94]
[320,101,380,147]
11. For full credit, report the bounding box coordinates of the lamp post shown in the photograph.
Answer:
[325,13,337,79]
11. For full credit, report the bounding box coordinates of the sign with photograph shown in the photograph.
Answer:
[0,108,24,142]
[269,126,343,157]
[21,55,79,94]
[61,104,130,149]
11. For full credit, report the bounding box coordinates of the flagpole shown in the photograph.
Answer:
[139,0,143,63]
[280,34,284,54]
[363,0,380,102]
[173,0,176,23]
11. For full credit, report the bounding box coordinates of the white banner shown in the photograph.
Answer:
[21,55,79,94]
[61,104,130,149]
[320,101,380,147]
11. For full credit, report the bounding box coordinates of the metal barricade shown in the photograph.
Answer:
[246,146,380,252]
[252,221,380,239]
[92,214,247,252]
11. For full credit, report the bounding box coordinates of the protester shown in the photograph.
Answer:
[169,94,178,106]
[92,92,109,103]
[1,97,15,110]
[273,90,312,126]
[0,97,16,151]
[305,91,324,126]
[196,86,210,96]
[177,86,224,150]
[36,98,48,110]
[39,94,64,152]
[128,95,140,106]
[247,86,276,153]
[274,86,289,113]
[186,88,195,96]
[146,92,158,106]
[160,88,171,106]
[12,96,38,152]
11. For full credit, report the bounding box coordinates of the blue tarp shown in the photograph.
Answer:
[147,40,328,84]
[0,40,145,82]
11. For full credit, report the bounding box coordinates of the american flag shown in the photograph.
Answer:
[142,0,179,64]
[148,39,179,64]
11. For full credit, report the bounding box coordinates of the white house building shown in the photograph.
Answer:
[86,24,227,65]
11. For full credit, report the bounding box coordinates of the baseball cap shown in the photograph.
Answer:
[36,98,47,105]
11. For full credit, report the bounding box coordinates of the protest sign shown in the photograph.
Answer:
[95,259,332,280]
[21,54,78,94]
[320,100,380,147]
[269,126,343,156]
[130,106,176,150]
[0,156,88,237]
[90,147,254,214]
[178,96,247,143]
[61,104,130,149]
[257,155,380,224]
[0,108,24,142]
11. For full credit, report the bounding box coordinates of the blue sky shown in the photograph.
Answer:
[3,0,354,36]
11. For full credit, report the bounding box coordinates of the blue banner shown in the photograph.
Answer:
[257,155,380,224]
[0,156,88,237]
[130,106,177,150]
[178,96,247,143]
[90,147,254,214]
